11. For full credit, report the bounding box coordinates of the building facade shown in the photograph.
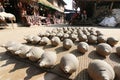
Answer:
[74,0,120,17]
[0,0,66,26]
[46,0,66,24]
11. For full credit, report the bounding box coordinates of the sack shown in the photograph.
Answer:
[99,16,117,27]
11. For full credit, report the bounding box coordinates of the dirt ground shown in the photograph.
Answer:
[0,24,120,80]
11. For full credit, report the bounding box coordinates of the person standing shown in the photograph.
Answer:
[17,1,23,23]
[0,2,5,12]
[46,13,51,26]
[69,11,79,25]
[81,10,87,22]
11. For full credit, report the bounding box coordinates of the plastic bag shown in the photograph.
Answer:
[99,16,117,27]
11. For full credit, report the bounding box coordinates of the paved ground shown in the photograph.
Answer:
[0,24,120,80]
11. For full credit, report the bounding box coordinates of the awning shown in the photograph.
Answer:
[38,0,64,13]
[55,7,64,13]
[76,0,120,2]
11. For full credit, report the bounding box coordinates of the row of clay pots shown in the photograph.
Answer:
[1,40,120,79]
[1,41,79,74]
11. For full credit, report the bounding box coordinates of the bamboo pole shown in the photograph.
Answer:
[110,1,114,11]
[109,0,114,15]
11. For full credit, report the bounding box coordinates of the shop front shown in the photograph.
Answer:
[1,0,65,26]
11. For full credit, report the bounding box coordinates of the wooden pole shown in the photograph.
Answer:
[94,2,97,17]
[110,1,114,12]
[109,1,114,15]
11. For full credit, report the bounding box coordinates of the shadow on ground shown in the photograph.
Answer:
[70,49,84,57]
[24,66,44,80]
[55,46,68,54]
[43,44,54,49]
[88,50,106,60]
[0,52,9,62]
[0,51,44,80]
[74,69,92,80]
[44,72,67,80]
[109,53,120,63]
[0,51,30,72]
[0,51,71,80]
